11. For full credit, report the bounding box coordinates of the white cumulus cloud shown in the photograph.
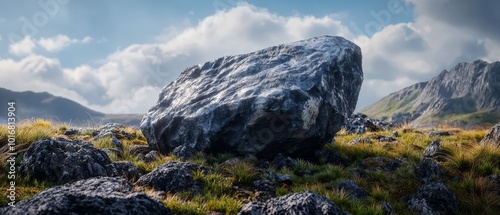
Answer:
[8,36,37,56]
[37,34,93,52]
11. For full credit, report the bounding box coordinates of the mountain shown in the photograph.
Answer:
[362,59,500,127]
[0,88,142,126]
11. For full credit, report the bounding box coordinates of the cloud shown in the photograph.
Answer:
[8,36,37,56]
[38,35,93,52]
[409,0,500,42]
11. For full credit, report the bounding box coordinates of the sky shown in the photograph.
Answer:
[0,0,499,114]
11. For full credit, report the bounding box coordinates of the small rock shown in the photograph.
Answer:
[0,177,171,215]
[359,157,402,172]
[382,201,395,215]
[407,182,458,215]
[102,148,123,158]
[270,153,295,170]
[423,139,444,158]
[480,123,500,146]
[141,150,160,163]
[94,123,131,140]
[335,180,369,200]
[111,161,142,182]
[252,179,276,195]
[128,145,151,156]
[135,161,206,193]
[376,136,397,142]
[427,131,452,137]
[111,137,123,150]
[414,158,444,184]
[347,137,372,145]
[63,128,79,135]
[267,171,292,185]
[390,131,399,138]
[238,191,347,215]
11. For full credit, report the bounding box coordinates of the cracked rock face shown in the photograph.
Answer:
[238,191,347,215]
[0,177,171,215]
[141,36,363,159]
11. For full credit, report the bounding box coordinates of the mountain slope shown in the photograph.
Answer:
[362,60,500,127]
[0,88,142,126]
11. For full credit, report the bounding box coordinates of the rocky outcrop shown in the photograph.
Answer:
[141,36,363,159]
[343,113,394,134]
[19,138,116,182]
[407,182,458,215]
[362,60,500,127]
[0,177,171,215]
[480,123,500,146]
[135,162,206,193]
[238,191,347,215]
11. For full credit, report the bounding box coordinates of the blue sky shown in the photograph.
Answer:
[0,0,499,114]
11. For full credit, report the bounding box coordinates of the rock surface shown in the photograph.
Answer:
[343,113,394,134]
[135,161,206,193]
[335,180,369,200]
[19,138,119,182]
[141,36,363,159]
[362,59,500,127]
[0,177,171,215]
[238,191,347,215]
[480,123,500,146]
[407,182,458,215]
[414,158,444,184]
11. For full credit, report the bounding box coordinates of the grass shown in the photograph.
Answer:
[1,119,499,214]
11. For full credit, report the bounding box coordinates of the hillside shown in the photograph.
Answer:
[0,88,142,126]
[362,59,500,127]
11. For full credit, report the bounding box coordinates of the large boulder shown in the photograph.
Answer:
[480,123,500,146]
[0,177,171,215]
[141,36,363,159]
[238,191,347,215]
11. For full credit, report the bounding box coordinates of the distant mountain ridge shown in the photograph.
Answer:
[0,88,142,126]
[362,59,500,127]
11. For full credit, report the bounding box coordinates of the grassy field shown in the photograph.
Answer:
[1,119,499,214]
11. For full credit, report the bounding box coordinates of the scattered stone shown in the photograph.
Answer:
[111,161,142,182]
[19,138,117,183]
[407,182,458,215]
[0,177,171,215]
[135,162,206,193]
[270,153,295,170]
[423,139,449,160]
[140,36,363,159]
[343,113,394,134]
[335,180,369,200]
[414,158,444,184]
[140,150,160,163]
[347,137,372,145]
[480,123,500,146]
[238,191,347,215]
[427,130,452,137]
[94,123,132,140]
[375,136,397,142]
[128,144,151,156]
[252,179,276,195]
[267,171,293,185]
[382,201,395,215]
[390,131,399,138]
[63,128,79,135]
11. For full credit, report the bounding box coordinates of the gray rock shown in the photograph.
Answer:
[141,36,363,159]
[407,182,458,215]
[173,145,196,160]
[359,157,402,172]
[94,123,131,140]
[270,153,295,170]
[63,128,79,135]
[238,191,347,215]
[423,139,444,158]
[0,177,171,215]
[102,147,123,158]
[343,113,394,134]
[335,180,369,200]
[347,137,372,145]
[376,136,397,142]
[18,138,117,182]
[252,179,276,195]
[267,171,293,185]
[111,161,142,182]
[140,150,160,163]
[390,131,399,138]
[480,123,500,146]
[128,144,151,156]
[414,158,444,184]
[382,201,395,215]
[427,131,452,137]
[135,161,206,193]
